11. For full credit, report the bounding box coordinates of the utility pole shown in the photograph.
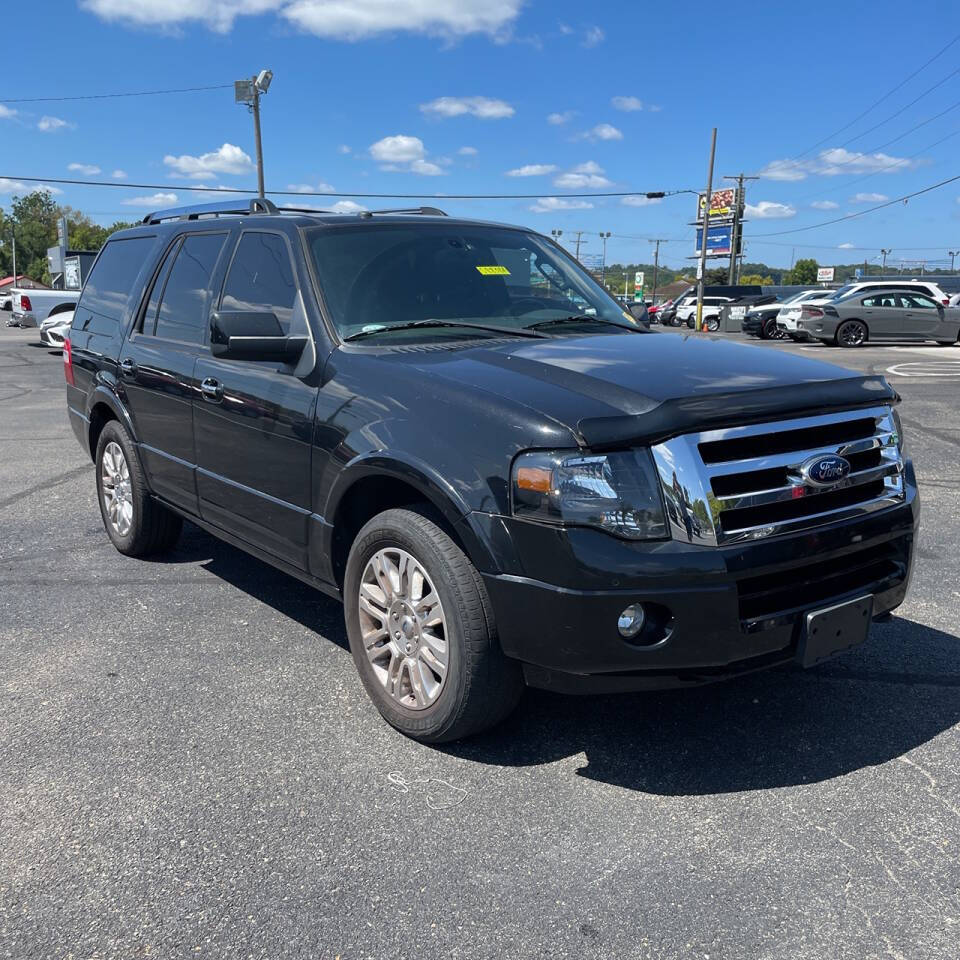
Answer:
[722,173,758,284]
[572,231,586,261]
[881,248,891,271]
[695,127,718,333]
[949,250,958,271]
[650,239,664,303]
[235,69,273,199]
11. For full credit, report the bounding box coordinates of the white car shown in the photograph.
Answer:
[675,294,735,331]
[776,290,837,340]
[778,279,951,340]
[39,309,74,347]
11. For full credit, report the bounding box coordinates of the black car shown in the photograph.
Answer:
[739,295,787,340]
[64,199,919,743]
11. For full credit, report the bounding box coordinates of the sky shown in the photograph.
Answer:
[2,0,959,271]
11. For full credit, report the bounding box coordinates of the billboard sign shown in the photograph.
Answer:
[634,270,644,302]
[816,267,835,282]
[694,224,734,257]
[697,188,739,223]
[64,256,82,290]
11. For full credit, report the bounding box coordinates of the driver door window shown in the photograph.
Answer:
[221,231,298,333]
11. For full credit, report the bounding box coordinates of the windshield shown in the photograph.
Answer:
[306,222,633,340]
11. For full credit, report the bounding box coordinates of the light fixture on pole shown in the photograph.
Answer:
[550,229,563,244]
[880,248,891,271]
[235,69,273,198]
[949,250,958,272]
[599,231,611,284]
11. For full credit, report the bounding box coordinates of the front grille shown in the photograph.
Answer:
[737,541,906,621]
[651,406,905,545]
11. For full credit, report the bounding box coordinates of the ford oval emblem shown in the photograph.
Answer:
[801,454,851,487]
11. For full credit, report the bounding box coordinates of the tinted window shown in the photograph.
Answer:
[79,236,155,323]
[140,240,179,335]
[154,233,227,343]
[221,232,297,334]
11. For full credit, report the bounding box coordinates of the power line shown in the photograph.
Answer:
[786,31,960,161]
[0,83,233,104]
[0,175,689,201]
[752,172,960,237]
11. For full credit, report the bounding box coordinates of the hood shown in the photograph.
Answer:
[390,331,896,448]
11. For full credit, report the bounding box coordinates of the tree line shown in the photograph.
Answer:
[0,190,134,285]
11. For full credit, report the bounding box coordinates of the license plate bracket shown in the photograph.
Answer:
[799,595,874,668]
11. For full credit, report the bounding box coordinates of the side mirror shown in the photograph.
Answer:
[210,310,307,362]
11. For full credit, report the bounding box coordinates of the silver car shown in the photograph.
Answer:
[798,289,960,347]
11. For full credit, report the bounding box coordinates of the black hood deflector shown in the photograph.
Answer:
[577,374,897,449]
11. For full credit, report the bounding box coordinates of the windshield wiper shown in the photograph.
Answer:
[342,319,548,342]
[525,314,645,333]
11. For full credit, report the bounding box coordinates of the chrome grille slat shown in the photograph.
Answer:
[651,405,905,546]
[715,457,903,511]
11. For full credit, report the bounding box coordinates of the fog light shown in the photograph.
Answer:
[617,604,646,639]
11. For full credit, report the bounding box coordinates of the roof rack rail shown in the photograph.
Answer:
[358,206,448,218]
[141,197,278,225]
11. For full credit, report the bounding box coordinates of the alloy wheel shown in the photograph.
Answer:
[100,441,133,537]
[839,322,866,347]
[358,547,449,710]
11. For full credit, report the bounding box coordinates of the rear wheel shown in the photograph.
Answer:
[836,319,867,348]
[762,317,783,340]
[95,420,182,556]
[344,507,523,743]
[704,315,720,332]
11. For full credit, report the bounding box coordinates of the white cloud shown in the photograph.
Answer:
[337,144,351,154]
[582,25,604,46]
[81,0,523,38]
[745,200,797,219]
[554,161,613,189]
[0,177,63,195]
[68,163,101,176]
[850,192,888,204]
[283,199,368,213]
[547,110,575,125]
[529,196,594,213]
[420,96,514,119]
[122,192,178,207]
[838,242,855,249]
[0,105,16,119]
[369,135,445,175]
[458,145,478,156]
[38,115,71,132]
[621,195,661,207]
[811,200,839,210]
[558,21,573,34]
[111,169,127,179]
[287,181,335,193]
[506,164,558,177]
[611,96,643,112]
[760,148,918,181]
[576,123,623,142]
[163,143,254,179]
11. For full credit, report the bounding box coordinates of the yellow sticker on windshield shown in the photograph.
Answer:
[476,265,510,276]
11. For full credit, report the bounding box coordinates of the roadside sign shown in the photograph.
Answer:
[854,268,863,279]
[697,188,739,223]
[634,271,644,302]
[817,267,835,282]
[64,256,82,290]
[46,245,64,276]
[695,224,734,257]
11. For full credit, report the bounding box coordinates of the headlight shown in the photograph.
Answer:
[512,449,668,540]
[892,407,905,453]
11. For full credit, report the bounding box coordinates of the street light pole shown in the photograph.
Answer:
[251,82,265,198]
[881,248,891,271]
[651,238,662,303]
[949,250,958,272]
[599,231,610,285]
[236,69,272,199]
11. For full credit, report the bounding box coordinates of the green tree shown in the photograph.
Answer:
[789,258,819,285]
[704,267,728,285]
[740,273,775,285]
[9,191,59,284]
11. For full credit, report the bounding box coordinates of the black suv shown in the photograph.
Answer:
[64,199,919,742]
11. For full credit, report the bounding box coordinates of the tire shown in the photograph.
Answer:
[762,317,781,340]
[835,319,867,348]
[344,506,524,743]
[94,420,182,556]
[704,315,720,332]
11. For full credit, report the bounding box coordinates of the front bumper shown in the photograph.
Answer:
[479,463,919,692]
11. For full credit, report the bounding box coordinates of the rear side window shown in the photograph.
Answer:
[221,232,298,334]
[153,233,227,343]
[78,236,155,327]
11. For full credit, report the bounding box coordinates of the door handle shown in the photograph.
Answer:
[200,377,224,402]
[119,357,137,377]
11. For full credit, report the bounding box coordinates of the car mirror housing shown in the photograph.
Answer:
[210,310,306,362]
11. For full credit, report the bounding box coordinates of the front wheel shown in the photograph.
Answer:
[836,319,867,347]
[344,507,523,743]
[704,315,720,332]
[762,317,783,340]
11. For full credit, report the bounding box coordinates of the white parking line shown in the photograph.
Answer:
[886,360,960,378]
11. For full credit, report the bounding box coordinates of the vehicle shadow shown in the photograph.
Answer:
[445,618,960,795]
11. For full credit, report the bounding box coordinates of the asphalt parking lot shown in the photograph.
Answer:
[2,323,959,959]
